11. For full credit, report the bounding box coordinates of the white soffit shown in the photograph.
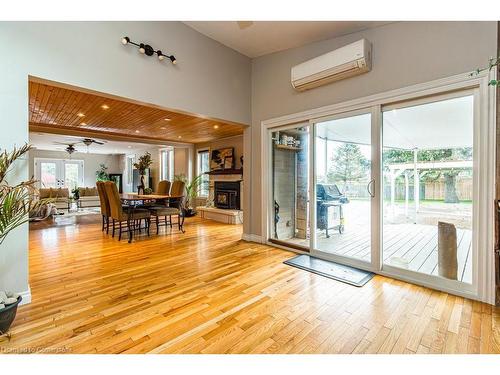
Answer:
[316,95,474,150]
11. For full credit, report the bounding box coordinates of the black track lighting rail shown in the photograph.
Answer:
[121,36,177,65]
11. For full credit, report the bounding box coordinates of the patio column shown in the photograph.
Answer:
[413,149,419,223]
[405,171,409,217]
[390,169,395,219]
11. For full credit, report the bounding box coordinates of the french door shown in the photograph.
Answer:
[34,158,84,189]
[266,84,490,301]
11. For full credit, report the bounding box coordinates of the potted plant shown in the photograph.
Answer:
[133,152,152,195]
[71,187,80,201]
[0,144,45,336]
[95,163,109,182]
[174,174,208,217]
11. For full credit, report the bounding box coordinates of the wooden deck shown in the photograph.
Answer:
[293,224,472,284]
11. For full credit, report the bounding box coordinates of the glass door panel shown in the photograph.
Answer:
[64,162,80,190]
[270,125,310,250]
[313,113,372,263]
[39,161,58,188]
[382,94,474,284]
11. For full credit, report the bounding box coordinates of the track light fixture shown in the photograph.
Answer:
[121,36,177,65]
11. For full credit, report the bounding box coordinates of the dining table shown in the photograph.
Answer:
[119,193,184,242]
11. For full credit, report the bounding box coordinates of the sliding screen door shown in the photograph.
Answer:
[269,124,310,250]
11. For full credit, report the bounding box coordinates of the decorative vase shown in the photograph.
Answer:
[138,174,145,195]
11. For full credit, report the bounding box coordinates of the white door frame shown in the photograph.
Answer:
[260,70,496,304]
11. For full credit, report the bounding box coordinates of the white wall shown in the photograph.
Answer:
[0,21,251,296]
[246,21,498,237]
[29,149,122,188]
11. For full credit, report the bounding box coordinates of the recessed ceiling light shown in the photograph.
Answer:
[80,122,87,126]
[127,146,132,148]
[213,125,219,129]
[160,127,166,130]
[101,104,109,110]
[178,136,182,139]
[164,118,171,121]
[135,130,140,133]
[77,113,85,117]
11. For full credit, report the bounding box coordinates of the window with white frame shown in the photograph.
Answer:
[160,148,175,181]
[126,155,135,185]
[197,149,210,197]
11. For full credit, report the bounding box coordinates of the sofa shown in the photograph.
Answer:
[77,187,100,208]
[38,188,70,210]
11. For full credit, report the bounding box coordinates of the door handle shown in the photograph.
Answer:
[367,179,375,198]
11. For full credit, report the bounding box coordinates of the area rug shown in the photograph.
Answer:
[58,207,101,217]
[284,254,374,287]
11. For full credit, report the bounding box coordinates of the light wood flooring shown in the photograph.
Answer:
[1,215,499,354]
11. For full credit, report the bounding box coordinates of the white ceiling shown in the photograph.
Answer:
[29,133,172,155]
[184,21,392,58]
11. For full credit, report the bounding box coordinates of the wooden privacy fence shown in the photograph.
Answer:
[424,179,472,201]
[381,178,472,201]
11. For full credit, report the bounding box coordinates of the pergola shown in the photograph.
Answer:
[387,159,473,221]
[315,95,474,224]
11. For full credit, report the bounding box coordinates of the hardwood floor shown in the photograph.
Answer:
[1,216,499,353]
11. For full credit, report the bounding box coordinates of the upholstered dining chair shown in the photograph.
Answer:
[103,181,152,241]
[157,180,171,195]
[147,180,186,234]
[96,181,110,233]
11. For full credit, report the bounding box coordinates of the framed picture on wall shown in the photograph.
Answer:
[210,147,234,171]
[223,156,234,170]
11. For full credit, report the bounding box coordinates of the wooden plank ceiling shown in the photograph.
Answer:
[29,80,246,144]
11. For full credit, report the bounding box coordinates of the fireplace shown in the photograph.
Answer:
[214,181,241,210]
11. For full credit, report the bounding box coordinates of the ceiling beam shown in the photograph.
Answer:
[29,123,190,147]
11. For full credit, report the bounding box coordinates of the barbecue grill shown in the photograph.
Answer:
[316,184,349,238]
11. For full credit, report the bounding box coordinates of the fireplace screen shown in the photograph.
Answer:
[214,181,240,210]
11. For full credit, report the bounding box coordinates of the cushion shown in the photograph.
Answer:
[147,207,180,216]
[50,188,69,198]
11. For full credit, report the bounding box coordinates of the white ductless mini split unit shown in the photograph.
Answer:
[291,39,372,91]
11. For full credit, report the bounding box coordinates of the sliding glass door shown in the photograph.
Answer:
[382,93,475,286]
[312,112,374,264]
[266,85,487,298]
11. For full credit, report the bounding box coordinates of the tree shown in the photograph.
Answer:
[327,144,369,191]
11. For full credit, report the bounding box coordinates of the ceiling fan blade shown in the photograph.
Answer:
[236,21,254,30]
[93,140,105,145]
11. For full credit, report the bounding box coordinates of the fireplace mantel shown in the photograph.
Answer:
[206,169,243,176]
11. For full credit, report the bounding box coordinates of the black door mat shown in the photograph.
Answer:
[284,254,374,287]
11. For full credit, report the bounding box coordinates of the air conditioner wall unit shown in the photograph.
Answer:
[291,39,372,91]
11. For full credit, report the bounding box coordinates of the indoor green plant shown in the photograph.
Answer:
[133,152,153,195]
[95,163,109,182]
[174,174,208,217]
[0,144,45,336]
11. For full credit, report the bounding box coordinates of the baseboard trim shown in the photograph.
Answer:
[241,233,263,243]
[19,286,31,305]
